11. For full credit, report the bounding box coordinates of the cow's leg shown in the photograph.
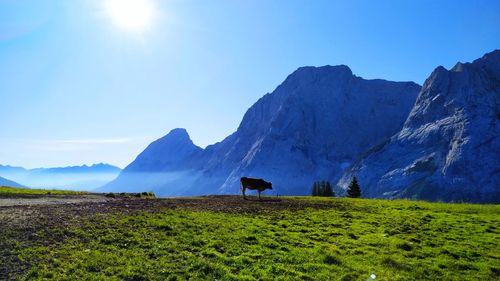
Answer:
[242,187,246,199]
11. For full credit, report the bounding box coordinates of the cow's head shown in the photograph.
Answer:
[265,181,273,190]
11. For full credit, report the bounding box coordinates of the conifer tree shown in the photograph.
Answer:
[312,182,319,196]
[325,181,335,197]
[312,180,336,197]
[347,176,361,198]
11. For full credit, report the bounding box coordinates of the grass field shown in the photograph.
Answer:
[0,186,87,196]
[1,188,499,280]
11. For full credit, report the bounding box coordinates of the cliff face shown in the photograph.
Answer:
[104,65,420,196]
[338,50,500,203]
[205,65,420,195]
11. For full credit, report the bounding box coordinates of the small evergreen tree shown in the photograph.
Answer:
[324,181,335,197]
[312,182,319,196]
[347,176,361,198]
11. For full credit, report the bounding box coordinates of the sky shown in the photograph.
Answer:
[0,0,499,169]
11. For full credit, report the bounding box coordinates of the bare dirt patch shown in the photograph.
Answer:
[0,195,108,207]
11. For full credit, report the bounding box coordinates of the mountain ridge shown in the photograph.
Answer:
[104,64,421,196]
[0,163,122,190]
[103,50,499,202]
[337,49,500,203]
[0,163,121,173]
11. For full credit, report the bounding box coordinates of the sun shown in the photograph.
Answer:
[104,0,156,33]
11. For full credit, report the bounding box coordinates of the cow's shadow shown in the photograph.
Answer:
[243,196,282,202]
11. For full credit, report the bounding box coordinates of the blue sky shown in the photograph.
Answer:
[1,0,499,168]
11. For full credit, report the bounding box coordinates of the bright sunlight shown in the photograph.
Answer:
[104,0,156,33]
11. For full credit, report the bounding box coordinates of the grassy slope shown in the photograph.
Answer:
[0,186,87,195]
[12,197,500,281]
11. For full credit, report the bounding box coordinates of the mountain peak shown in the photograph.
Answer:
[160,128,193,143]
[152,128,195,148]
[119,128,201,173]
[295,64,352,74]
[446,49,500,73]
[474,49,500,74]
[168,127,189,136]
[267,64,357,101]
[288,65,353,83]
[477,49,500,63]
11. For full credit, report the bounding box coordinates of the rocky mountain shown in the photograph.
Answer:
[103,65,421,196]
[0,176,24,188]
[101,129,203,194]
[337,50,500,203]
[0,163,121,190]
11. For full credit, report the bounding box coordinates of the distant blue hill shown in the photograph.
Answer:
[0,176,24,188]
[0,163,121,191]
[29,163,121,174]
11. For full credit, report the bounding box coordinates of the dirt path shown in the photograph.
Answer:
[0,194,109,207]
[0,195,346,226]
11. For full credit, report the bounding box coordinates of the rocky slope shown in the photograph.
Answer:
[104,65,421,196]
[102,128,203,194]
[337,50,500,203]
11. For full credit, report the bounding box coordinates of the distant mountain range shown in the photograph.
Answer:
[0,163,121,190]
[104,50,499,203]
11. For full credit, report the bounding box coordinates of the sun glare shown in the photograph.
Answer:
[104,0,156,33]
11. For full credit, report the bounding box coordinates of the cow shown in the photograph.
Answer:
[240,177,273,200]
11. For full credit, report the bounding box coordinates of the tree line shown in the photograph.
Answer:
[311,176,361,198]
[312,181,335,196]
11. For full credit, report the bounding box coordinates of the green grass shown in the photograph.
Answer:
[12,198,500,280]
[0,186,87,195]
